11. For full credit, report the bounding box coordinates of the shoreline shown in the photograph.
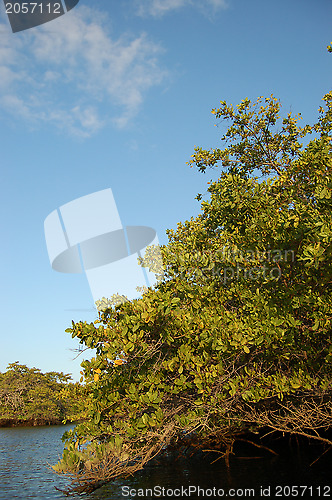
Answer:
[0,417,71,428]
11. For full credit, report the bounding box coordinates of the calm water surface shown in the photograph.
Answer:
[0,425,331,499]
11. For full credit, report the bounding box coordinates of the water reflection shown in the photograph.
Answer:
[95,441,332,499]
[0,425,77,500]
[0,426,331,499]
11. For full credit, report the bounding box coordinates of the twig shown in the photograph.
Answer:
[309,445,332,467]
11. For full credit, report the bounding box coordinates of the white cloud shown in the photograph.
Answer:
[0,6,167,137]
[135,0,228,17]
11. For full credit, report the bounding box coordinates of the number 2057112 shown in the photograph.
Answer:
[5,3,62,14]
[275,485,331,497]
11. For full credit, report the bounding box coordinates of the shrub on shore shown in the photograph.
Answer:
[53,91,332,494]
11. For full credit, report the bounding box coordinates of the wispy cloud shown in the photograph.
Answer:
[135,0,228,17]
[0,7,167,138]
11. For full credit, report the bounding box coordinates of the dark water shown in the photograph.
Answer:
[0,425,331,499]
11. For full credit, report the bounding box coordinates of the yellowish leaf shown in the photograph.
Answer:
[114,359,124,366]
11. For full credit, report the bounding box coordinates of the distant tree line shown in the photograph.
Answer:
[0,362,86,426]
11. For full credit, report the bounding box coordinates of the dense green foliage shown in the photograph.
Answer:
[53,92,332,494]
[0,362,85,425]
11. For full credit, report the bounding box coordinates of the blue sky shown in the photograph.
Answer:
[0,0,331,381]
